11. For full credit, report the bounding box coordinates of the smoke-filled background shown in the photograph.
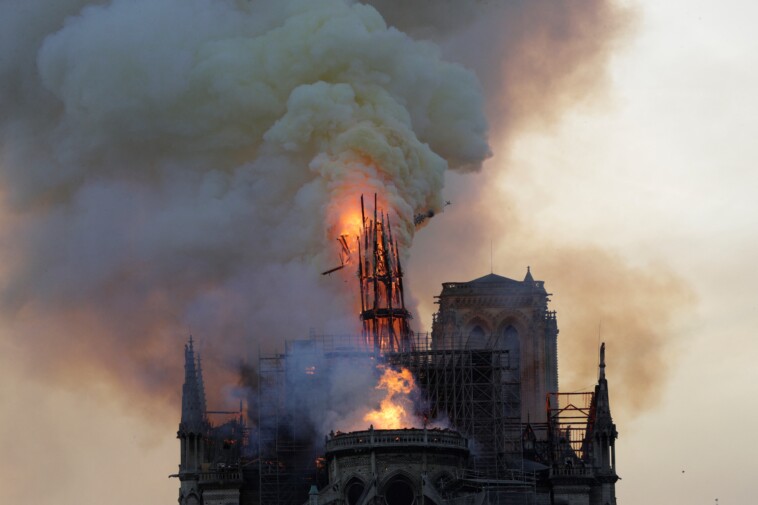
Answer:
[1,0,755,504]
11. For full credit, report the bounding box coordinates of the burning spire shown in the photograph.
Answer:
[358,194,412,354]
[0,0,493,414]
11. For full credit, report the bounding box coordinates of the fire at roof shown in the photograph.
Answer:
[173,196,620,505]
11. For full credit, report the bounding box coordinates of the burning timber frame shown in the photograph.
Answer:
[357,194,413,353]
[257,348,316,505]
[256,332,526,503]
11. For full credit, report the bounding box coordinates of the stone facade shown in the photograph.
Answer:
[315,428,469,505]
[432,270,558,423]
[175,338,246,505]
[173,271,619,505]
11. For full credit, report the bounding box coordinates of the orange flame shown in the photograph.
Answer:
[326,187,390,258]
[363,366,419,429]
[336,209,363,248]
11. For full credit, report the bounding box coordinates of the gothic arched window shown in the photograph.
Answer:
[468,324,486,349]
[502,325,520,370]
[383,475,415,505]
[345,477,366,505]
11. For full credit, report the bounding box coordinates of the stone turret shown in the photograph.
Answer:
[178,336,208,505]
[181,336,206,433]
[590,342,619,505]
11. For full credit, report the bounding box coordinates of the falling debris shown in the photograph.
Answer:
[320,235,353,276]
[320,264,345,276]
[414,201,451,228]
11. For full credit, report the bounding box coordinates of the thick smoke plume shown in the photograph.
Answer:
[1,2,691,504]
[366,0,633,139]
[539,249,694,415]
[407,178,694,421]
[0,0,490,403]
[376,1,692,419]
[263,351,431,438]
[0,0,649,419]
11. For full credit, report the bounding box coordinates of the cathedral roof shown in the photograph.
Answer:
[439,268,546,296]
[469,273,523,285]
[470,268,538,286]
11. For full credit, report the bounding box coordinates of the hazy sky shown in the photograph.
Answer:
[498,1,758,503]
[1,1,756,504]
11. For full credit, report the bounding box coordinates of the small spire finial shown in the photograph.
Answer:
[599,342,606,380]
[490,239,493,274]
[524,266,534,282]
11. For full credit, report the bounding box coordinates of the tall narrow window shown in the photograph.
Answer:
[468,324,486,349]
[503,325,520,370]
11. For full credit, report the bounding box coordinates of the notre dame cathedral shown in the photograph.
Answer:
[174,268,619,505]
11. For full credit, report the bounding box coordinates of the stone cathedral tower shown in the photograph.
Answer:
[431,268,559,423]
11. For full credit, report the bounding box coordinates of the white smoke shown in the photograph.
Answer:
[266,348,438,438]
[0,0,490,394]
[278,349,383,436]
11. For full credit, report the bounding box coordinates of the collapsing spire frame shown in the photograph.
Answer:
[357,194,412,353]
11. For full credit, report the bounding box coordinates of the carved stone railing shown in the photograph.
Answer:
[198,469,243,483]
[548,467,593,478]
[326,428,468,453]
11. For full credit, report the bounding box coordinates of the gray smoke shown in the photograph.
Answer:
[0,0,492,401]
[0,0,635,411]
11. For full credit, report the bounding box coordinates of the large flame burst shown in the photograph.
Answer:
[327,188,391,258]
[363,366,420,429]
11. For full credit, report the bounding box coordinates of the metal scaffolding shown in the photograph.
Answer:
[257,352,317,505]
[386,335,522,479]
[257,332,523,500]
[258,336,377,504]
[546,392,595,465]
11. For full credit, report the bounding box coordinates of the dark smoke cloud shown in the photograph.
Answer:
[0,0,645,418]
[406,169,694,421]
[368,0,635,138]
[536,249,695,416]
[0,0,492,407]
[371,1,691,420]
